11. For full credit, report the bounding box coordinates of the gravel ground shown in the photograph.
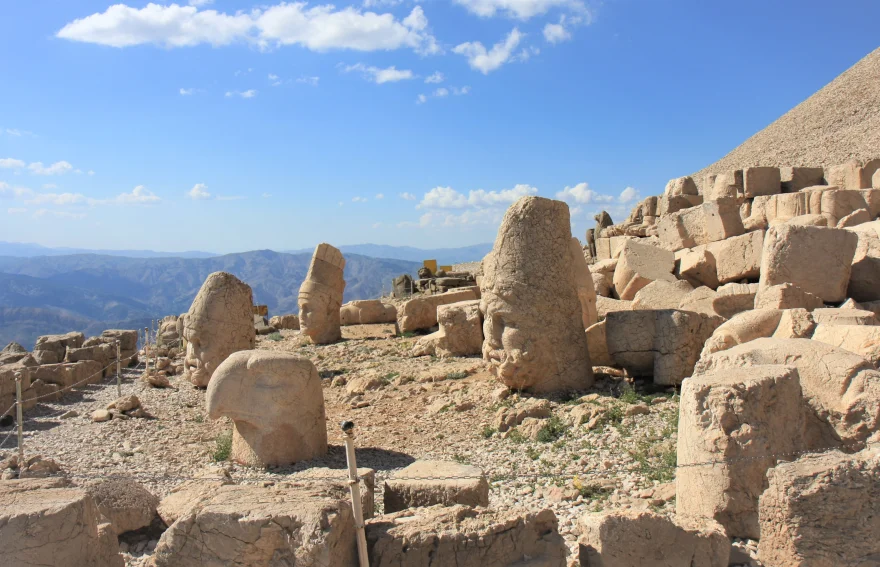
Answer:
[0,325,757,566]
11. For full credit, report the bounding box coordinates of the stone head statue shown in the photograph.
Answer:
[206,350,328,467]
[480,196,593,393]
[298,243,345,344]
[183,271,256,387]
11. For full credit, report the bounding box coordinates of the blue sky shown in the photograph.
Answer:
[1,0,878,254]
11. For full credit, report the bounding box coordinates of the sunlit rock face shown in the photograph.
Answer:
[298,243,346,345]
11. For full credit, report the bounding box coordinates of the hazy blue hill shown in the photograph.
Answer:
[287,243,493,265]
[0,250,420,346]
[0,241,217,259]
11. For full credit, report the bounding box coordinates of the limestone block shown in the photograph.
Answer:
[771,308,816,339]
[825,159,880,189]
[677,366,804,538]
[586,320,613,366]
[0,481,123,567]
[480,196,592,393]
[631,279,694,310]
[694,338,880,449]
[665,176,699,197]
[298,243,346,344]
[811,307,877,326]
[368,506,567,567]
[704,170,742,202]
[780,166,824,193]
[759,225,858,303]
[340,300,396,325]
[678,286,723,319]
[874,169,880,190]
[207,351,327,467]
[398,288,479,333]
[699,309,783,359]
[743,166,781,198]
[659,194,703,216]
[34,331,84,355]
[713,282,758,319]
[612,240,676,301]
[570,237,598,328]
[86,478,158,535]
[786,213,828,226]
[818,188,872,225]
[676,247,719,289]
[69,360,107,386]
[658,199,745,252]
[811,324,880,366]
[150,484,358,567]
[714,230,764,284]
[606,309,721,385]
[837,207,871,228]
[413,300,483,358]
[101,329,138,351]
[66,344,113,367]
[847,220,880,301]
[754,282,824,311]
[577,510,729,567]
[597,296,632,318]
[758,447,880,567]
[31,363,73,388]
[268,314,299,330]
[592,272,611,297]
[590,258,617,275]
[595,236,611,260]
[383,460,488,513]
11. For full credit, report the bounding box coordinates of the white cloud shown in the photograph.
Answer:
[416,94,428,104]
[372,221,383,228]
[375,193,385,199]
[343,63,414,84]
[179,87,196,95]
[226,89,257,98]
[296,76,320,86]
[619,186,639,203]
[188,183,211,200]
[88,170,95,176]
[425,71,444,83]
[262,192,272,198]
[352,196,368,202]
[399,208,506,228]
[42,183,58,190]
[418,184,537,209]
[0,158,26,169]
[543,22,569,43]
[7,208,27,215]
[338,201,345,207]
[268,73,282,86]
[453,0,586,20]
[364,0,403,7]
[453,28,523,74]
[451,86,471,95]
[28,161,74,175]
[189,0,213,6]
[399,192,417,200]
[25,192,88,206]
[56,3,442,55]
[114,185,161,204]
[433,87,449,97]
[556,182,614,204]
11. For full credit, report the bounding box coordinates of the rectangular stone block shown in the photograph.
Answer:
[743,166,781,198]
[714,230,764,284]
[31,364,73,388]
[780,166,825,193]
[659,199,745,252]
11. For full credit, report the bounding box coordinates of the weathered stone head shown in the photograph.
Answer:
[298,243,345,344]
[480,196,593,393]
[183,272,256,387]
[206,350,328,467]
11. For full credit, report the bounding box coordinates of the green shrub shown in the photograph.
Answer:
[267,332,282,341]
[536,415,568,443]
[211,430,233,462]
[446,371,468,380]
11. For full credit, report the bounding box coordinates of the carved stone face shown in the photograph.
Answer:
[182,271,255,388]
[297,244,345,345]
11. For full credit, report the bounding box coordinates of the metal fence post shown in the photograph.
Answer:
[15,373,23,466]
[115,340,122,397]
[341,420,369,567]
[144,327,151,377]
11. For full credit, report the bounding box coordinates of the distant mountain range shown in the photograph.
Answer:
[288,243,493,265]
[0,241,218,259]
[0,250,422,348]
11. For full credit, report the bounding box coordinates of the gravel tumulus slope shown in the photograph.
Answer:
[693,47,880,186]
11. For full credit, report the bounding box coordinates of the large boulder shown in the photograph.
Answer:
[398,288,479,333]
[612,240,676,301]
[825,159,880,190]
[606,309,721,385]
[480,197,592,393]
[383,460,488,513]
[677,365,804,539]
[658,198,745,252]
[676,247,719,289]
[340,300,397,326]
[758,447,880,567]
[367,505,567,567]
[714,230,764,284]
[86,478,158,535]
[596,296,632,318]
[631,279,693,310]
[759,224,858,303]
[207,351,327,467]
[713,282,758,319]
[183,271,255,387]
[846,220,880,301]
[586,321,613,366]
[569,237,598,328]
[811,307,878,325]
[268,314,299,330]
[699,309,784,359]
[150,484,358,567]
[413,300,483,358]
[0,480,123,566]
[754,282,824,311]
[577,510,729,567]
[743,166,781,198]
[811,324,880,366]
[695,338,880,449]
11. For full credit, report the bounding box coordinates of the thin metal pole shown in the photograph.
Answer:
[341,421,369,567]
[115,340,122,397]
[15,373,23,466]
